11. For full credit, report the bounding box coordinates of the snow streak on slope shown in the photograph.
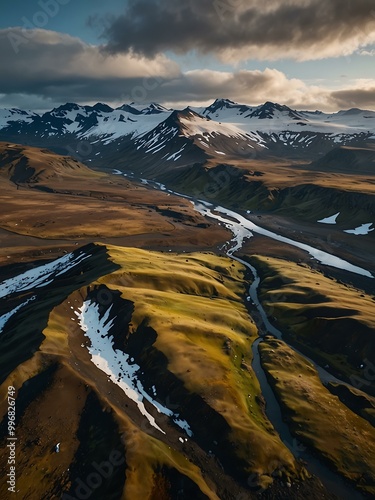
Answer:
[135,121,179,155]
[0,251,91,299]
[76,300,193,437]
[0,296,36,333]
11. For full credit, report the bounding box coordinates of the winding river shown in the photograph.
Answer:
[190,195,366,499]
[114,171,370,499]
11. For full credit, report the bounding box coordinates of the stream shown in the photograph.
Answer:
[114,171,370,499]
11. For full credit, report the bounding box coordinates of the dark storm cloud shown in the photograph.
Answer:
[0,30,303,107]
[101,0,375,61]
[1,28,375,112]
[0,28,179,99]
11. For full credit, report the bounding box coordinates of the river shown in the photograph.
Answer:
[114,171,369,499]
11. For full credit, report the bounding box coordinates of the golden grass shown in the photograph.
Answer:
[0,142,103,182]
[0,244,304,497]
[259,338,375,495]
[206,157,375,194]
[95,245,299,480]
[0,190,174,239]
[249,255,375,383]
[118,419,220,500]
[33,245,301,484]
[0,142,230,253]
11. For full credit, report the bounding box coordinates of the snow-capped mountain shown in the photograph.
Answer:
[0,102,171,145]
[135,108,267,156]
[198,99,375,137]
[200,98,305,122]
[0,99,374,165]
[0,108,39,129]
[103,108,273,175]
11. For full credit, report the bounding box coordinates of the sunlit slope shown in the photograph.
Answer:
[249,255,375,394]
[259,338,375,496]
[0,245,306,499]
[0,143,229,264]
[0,141,101,184]
[96,247,299,479]
[159,155,375,228]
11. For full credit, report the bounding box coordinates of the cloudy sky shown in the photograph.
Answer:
[1,0,375,111]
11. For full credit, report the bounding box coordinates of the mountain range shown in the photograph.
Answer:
[1,99,375,167]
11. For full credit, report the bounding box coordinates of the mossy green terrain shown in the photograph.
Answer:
[259,338,375,496]
[0,245,305,499]
[327,382,375,427]
[99,247,299,483]
[249,254,375,394]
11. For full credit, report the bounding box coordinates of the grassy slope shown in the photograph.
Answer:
[259,338,375,496]
[160,157,375,226]
[0,142,102,183]
[249,255,375,393]
[327,382,375,427]
[98,246,299,487]
[0,245,302,499]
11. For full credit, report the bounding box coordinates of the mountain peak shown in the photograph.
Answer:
[338,107,374,117]
[203,98,254,118]
[165,108,202,125]
[92,103,113,113]
[142,103,169,114]
[53,103,81,112]
[214,98,236,106]
[250,101,303,120]
[116,104,142,115]
[207,98,237,112]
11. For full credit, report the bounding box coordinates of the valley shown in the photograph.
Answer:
[0,99,374,499]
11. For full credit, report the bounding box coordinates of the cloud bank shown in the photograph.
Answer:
[101,0,375,62]
[1,28,375,111]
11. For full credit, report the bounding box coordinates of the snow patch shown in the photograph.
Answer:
[344,223,374,235]
[0,296,36,333]
[318,212,340,224]
[0,252,91,299]
[167,145,186,161]
[76,300,193,436]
